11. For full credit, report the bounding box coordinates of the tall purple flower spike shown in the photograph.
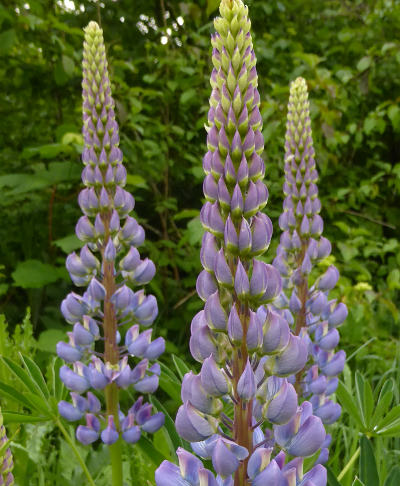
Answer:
[156,2,326,485]
[273,77,347,463]
[57,21,164,450]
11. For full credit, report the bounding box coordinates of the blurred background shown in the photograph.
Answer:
[0,0,399,482]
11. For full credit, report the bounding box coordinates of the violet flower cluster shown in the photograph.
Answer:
[273,77,347,462]
[56,21,164,446]
[0,409,13,486]
[156,2,327,485]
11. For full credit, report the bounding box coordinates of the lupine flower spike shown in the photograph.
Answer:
[273,77,347,463]
[156,2,326,485]
[0,409,14,486]
[57,21,164,481]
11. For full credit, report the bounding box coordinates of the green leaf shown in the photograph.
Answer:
[336,69,353,84]
[327,466,343,486]
[0,381,36,410]
[1,356,39,393]
[376,404,400,435]
[186,217,204,245]
[2,411,50,424]
[355,372,367,428]
[338,242,359,262]
[37,329,66,353]
[53,234,82,253]
[22,143,72,159]
[359,435,379,486]
[387,105,400,131]
[12,260,62,289]
[371,384,393,429]
[137,436,169,466]
[62,54,75,77]
[20,354,50,399]
[172,354,190,381]
[23,391,52,415]
[150,396,183,453]
[126,174,148,189]
[158,362,181,402]
[180,89,197,105]
[384,466,400,486]
[158,371,182,403]
[352,479,366,486]
[387,268,400,290]
[50,357,67,402]
[0,29,16,55]
[337,380,364,429]
[206,0,220,16]
[357,56,372,72]
[173,209,199,221]
[363,378,374,429]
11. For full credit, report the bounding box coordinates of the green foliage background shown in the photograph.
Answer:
[0,0,399,484]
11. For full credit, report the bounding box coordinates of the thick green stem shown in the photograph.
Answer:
[337,446,360,481]
[56,419,96,486]
[105,383,123,486]
[109,435,123,486]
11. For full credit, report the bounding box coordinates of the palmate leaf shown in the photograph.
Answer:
[1,355,40,393]
[0,355,57,419]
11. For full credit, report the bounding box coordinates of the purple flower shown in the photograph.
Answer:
[57,21,163,451]
[272,78,347,461]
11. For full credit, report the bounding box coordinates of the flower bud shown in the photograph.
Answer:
[76,413,100,445]
[205,292,228,331]
[101,415,119,445]
[175,402,218,442]
[237,359,256,400]
[200,355,229,397]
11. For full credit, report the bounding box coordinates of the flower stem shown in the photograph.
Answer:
[109,436,123,486]
[233,300,252,486]
[105,383,123,486]
[337,446,360,481]
[103,215,123,486]
[56,419,96,486]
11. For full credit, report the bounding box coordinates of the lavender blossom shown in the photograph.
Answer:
[0,409,14,486]
[156,2,326,485]
[273,77,347,461]
[57,21,164,469]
